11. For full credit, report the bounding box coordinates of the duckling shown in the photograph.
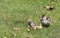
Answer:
[40,15,51,28]
[44,5,54,11]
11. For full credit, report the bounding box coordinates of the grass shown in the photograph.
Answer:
[0,0,60,38]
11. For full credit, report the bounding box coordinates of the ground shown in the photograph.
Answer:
[0,0,60,38]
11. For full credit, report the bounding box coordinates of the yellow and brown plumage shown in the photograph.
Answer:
[44,5,54,11]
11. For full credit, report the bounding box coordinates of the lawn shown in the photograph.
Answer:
[0,0,60,38]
